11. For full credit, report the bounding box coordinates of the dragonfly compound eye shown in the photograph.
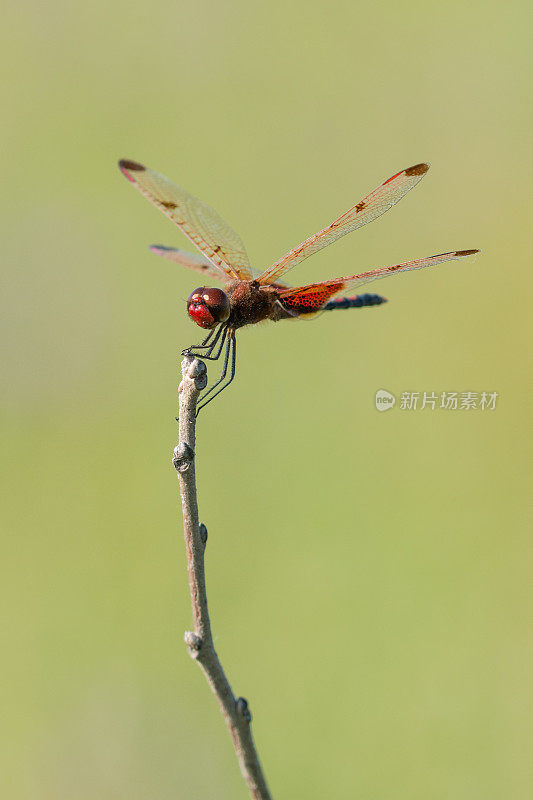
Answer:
[187,287,230,329]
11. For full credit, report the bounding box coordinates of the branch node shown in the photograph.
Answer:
[184,631,203,652]
[199,523,208,545]
[236,696,252,723]
[172,442,195,472]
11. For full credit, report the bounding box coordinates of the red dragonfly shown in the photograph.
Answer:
[119,159,478,413]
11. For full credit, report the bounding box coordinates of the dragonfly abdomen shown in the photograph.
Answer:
[324,293,387,310]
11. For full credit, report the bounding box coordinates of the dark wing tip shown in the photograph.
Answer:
[405,162,430,177]
[119,158,145,171]
[456,249,480,256]
[118,159,146,180]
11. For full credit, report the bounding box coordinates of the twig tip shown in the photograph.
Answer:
[181,355,208,389]
[188,358,207,379]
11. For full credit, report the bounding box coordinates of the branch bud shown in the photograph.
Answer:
[199,523,208,545]
[236,696,252,723]
[184,631,203,652]
[173,442,195,472]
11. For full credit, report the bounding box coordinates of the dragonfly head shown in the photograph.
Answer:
[187,287,231,329]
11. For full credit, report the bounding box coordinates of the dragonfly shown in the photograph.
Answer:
[119,159,478,414]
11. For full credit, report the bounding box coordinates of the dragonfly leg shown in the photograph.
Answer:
[196,329,232,407]
[183,324,227,361]
[182,326,216,354]
[196,330,237,416]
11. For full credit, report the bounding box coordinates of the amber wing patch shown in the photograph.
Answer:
[279,282,345,314]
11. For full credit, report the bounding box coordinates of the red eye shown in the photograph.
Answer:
[187,287,230,329]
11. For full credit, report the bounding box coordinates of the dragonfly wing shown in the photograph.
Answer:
[119,159,253,281]
[149,245,228,283]
[278,250,479,315]
[257,163,430,285]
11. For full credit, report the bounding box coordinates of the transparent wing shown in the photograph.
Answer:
[257,163,430,285]
[278,250,479,315]
[119,159,253,281]
[149,244,228,283]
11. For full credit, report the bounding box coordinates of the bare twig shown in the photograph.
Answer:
[173,356,273,800]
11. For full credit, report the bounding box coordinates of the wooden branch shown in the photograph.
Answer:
[173,356,273,800]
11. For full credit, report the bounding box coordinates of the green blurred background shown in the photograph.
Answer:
[2,1,532,797]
